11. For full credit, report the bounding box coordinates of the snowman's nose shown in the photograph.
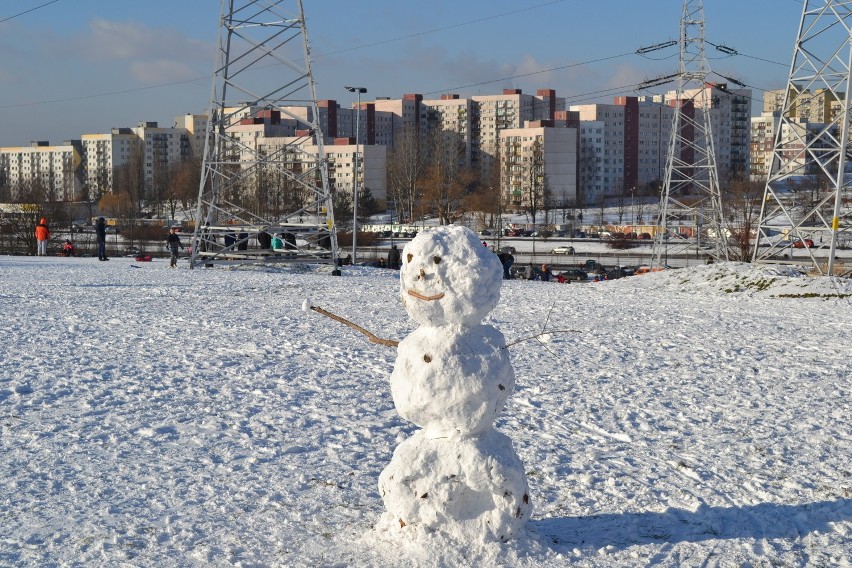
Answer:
[419,268,426,279]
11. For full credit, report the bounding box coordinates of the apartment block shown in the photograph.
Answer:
[664,83,752,180]
[81,129,140,197]
[258,136,388,208]
[131,121,194,195]
[499,120,577,210]
[749,112,838,181]
[571,96,674,203]
[763,87,844,124]
[0,140,84,201]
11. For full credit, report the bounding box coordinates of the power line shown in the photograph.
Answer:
[0,76,207,110]
[422,52,634,96]
[312,0,566,59]
[0,0,61,24]
[0,2,788,119]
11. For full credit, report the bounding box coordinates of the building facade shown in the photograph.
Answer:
[499,120,577,212]
[0,140,84,201]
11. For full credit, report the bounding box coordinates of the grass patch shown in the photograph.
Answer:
[773,292,852,299]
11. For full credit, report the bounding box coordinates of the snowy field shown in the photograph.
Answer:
[1,254,850,567]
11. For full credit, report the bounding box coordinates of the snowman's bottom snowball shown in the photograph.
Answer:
[378,428,531,543]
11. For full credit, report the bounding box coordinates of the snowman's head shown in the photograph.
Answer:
[399,225,503,326]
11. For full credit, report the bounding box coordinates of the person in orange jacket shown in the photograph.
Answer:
[35,217,50,256]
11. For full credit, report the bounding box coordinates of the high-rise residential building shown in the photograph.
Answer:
[763,87,844,124]
[130,121,194,198]
[499,119,578,213]
[173,113,210,157]
[664,83,752,180]
[0,140,84,201]
[749,112,778,181]
[81,129,140,197]
[571,96,673,204]
[80,116,201,201]
[371,89,564,176]
[373,94,425,144]
[749,112,838,181]
[258,135,388,209]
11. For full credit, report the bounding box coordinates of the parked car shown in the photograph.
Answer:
[583,259,605,272]
[793,238,815,248]
[572,230,587,239]
[550,246,575,255]
[606,266,634,280]
[558,268,588,282]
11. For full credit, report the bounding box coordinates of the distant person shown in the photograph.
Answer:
[523,263,534,280]
[283,231,297,250]
[61,239,75,257]
[387,244,401,270]
[95,217,108,261]
[238,232,249,251]
[166,227,184,268]
[34,217,50,256]
[271,234,285,250]
[499,249,514,280]
[539,264,551,282]
[257,230,272,249]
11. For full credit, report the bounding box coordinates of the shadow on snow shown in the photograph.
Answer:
[534,498,852,551]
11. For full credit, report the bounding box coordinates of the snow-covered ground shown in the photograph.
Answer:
[1,254,850,567]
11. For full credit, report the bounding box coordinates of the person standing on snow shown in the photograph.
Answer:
[165,227,184,268]
[387,244,401,270]
[95,217,108,261]
[34,217,50,256]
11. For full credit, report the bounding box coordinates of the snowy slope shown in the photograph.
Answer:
[0,255,850,567]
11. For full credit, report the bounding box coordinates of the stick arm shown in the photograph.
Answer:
[308,305,399,348]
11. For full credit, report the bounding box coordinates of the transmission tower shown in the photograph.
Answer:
[190,0,339,270]
[753,1,852,276]
[651,0,730,267]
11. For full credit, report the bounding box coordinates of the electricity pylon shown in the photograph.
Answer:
[190,0,339,270]
[651,0,730,267]
[753,1,851,276]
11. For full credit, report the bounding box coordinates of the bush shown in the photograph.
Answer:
[337,231,379,247]
[607,236,636,250]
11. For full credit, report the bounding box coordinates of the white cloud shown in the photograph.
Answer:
[83,18,209,61]
[130,59,199,83]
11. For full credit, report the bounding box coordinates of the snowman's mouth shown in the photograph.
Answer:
[407,289,445,301]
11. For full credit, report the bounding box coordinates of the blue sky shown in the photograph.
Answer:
[0,0,804,147]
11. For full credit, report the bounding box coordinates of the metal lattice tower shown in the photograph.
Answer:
[651,0,730,267]
[753,1,851,276]
[190,0,339,269]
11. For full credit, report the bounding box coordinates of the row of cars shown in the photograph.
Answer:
[514,259,642,283]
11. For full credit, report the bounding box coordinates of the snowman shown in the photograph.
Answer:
[377,225,531,543]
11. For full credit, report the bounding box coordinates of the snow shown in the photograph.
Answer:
[1,253,851,566]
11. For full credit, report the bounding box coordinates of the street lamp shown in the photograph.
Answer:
[345,85,367,264]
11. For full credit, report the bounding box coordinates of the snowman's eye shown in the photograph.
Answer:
[433,256,441,264]
[407,253,413,263]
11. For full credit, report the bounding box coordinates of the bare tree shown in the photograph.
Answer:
[466,160,502,230]
[419,129,473,225]
[523,140,545,225]
[386,126,425,223]
[724,178,764,261]
[616,191,627,225]
[167,158,202,223]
